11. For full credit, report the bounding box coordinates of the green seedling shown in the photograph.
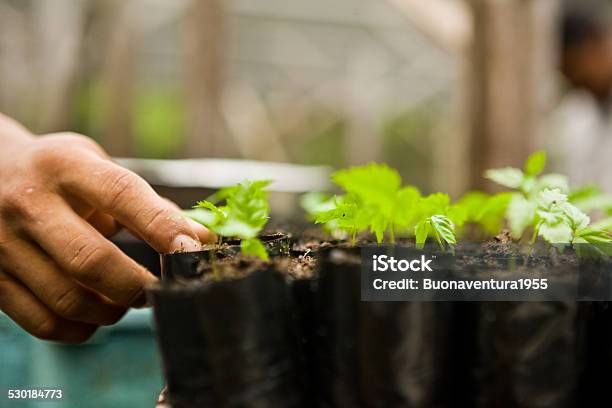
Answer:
[452,191,513,235]
[485,151,571,238]
[300,192,347,239]
[308,163,461,249]
[188,180,272,264]
[532,188,612,256]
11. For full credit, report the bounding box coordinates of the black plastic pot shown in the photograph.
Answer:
[576,301,612,406]
[149,265,308,408]
[287,276,317,401]
[473,301,580,408]
[160,233,290,281]
[461,254,582,408]
[575,252,612,405]
[314,247,449,407]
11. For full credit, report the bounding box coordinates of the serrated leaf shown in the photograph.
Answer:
[539,222,573,243]
[194,180,271,257]
[314,194,370,239]
[184,208,219,227]
[315,208,341,224]
[332,163,401,209]
[195,200,226,221]
[536,209,562,224]
[524,150,546,176]
[537,188,568,209]
[430,215,457,246]
[420,193,450,212]
[484,167,524,189]
[240,238,269,261]
[560,202,590,231]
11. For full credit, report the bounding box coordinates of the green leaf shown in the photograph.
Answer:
[214,219,260,239]
[573,240,612,258]
[314,194,370,239]
[539,222,573,243]
[447,205,467,228]
[415,215,456,249]
[430,215,457,246]
[537,188,568,209]
[534,188,596,245]
[194,180,271,257]
[475,193,513,234]
[524,150,546,176]
[454,191,488,221]
[484,167,525,189]
[300,192,335,218]
[453,191,511,234]
[324,164,428,243]
[414,219,428,248]
[393,186,422,228]
[240,238,269,261]
[370,213,389,243]
[569,185,602,202]
[332,163,401,209]
[183,208,218,227]
[559,202,590,231]
[575,228,612,243]
[506,195,537,238]
[195,200,226,221]
[591,217,612,231]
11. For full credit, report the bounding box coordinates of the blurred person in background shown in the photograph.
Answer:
[553,7,612,191]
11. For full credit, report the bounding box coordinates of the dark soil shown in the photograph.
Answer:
[171,253,317,284]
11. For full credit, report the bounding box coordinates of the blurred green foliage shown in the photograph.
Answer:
[286,111,347,168]
[72,78,444,192]
[72,78,108,143]
[381,100,443,193]
[73,79,184,158]
[132,85,184,158]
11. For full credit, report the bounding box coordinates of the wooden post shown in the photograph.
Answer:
[101,0,136,157]
[387,0,558,194]
[465,0,558,190]
[183,0,230,158]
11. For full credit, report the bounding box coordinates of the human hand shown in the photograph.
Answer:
[0,121,211,343]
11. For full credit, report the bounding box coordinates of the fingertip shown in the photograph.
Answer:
[186,218,216,243]
[169,234,202,253]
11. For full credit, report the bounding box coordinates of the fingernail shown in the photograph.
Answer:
[186,218,216,243]
[171,234,202,253]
